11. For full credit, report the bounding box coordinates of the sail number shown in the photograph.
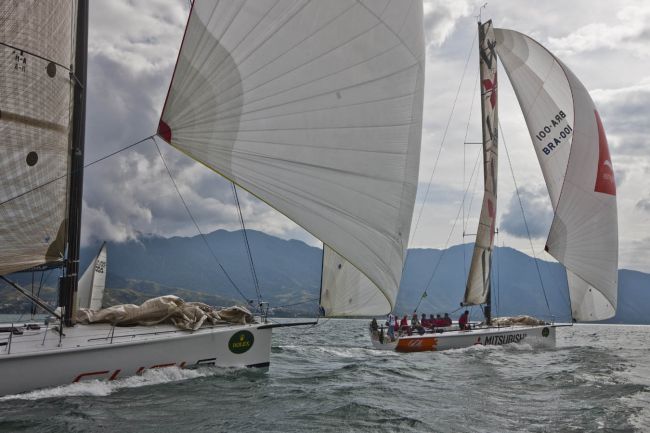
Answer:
[534,110,572,156]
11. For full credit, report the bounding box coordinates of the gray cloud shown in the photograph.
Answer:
[500,186,553,239]
[81,1,317,248]
[74,1,650,273]
[636,198,650,212]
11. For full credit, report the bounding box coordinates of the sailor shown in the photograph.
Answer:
[387,313,396,340]
[370,318,378,331]
[420,313,429,327]
[400,315,409,329]
[458,310,470,330]
[443,313,452,327]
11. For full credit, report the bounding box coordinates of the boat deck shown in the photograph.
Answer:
[0,320,257,358]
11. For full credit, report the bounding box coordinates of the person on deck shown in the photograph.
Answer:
[371,318,378,331]
[429,314,436,328]
[387,313,396,340]
[458,310,470,330]
[420,313,429,328]
[434,314,444,327]
[400,315,409,330]
[411,312,425,335]
[443,313,452,327]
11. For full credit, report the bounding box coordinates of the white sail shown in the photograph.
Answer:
[494,28,618,320]
[464,21,499,306]
[77,243,107,310]
[158,0,425,316]
[0,0,76,275]
[320,245,391,316]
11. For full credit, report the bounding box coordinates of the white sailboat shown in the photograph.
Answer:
[0,0,425,395]
[76,242,107,311]
[370,19,618,352]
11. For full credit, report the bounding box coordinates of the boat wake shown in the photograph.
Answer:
[0,367,210,400]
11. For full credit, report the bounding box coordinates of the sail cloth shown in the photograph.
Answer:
[76,295,253,331]
[321,245,392,316]
[464,21,499,306]
[77,243,107,310]
[0,0,76,275]
[159,1,425,316]
[494,28,618,320]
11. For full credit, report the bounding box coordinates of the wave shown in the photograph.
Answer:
[0,367,212,401]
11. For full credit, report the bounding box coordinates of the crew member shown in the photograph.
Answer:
[458,310,470,330]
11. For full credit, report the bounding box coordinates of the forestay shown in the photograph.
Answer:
[494,28,618,320]
[464,21,499,306]
[0,1,76,275]
[158,0,425,316]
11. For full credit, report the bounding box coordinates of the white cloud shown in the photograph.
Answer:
[547,4,650,57]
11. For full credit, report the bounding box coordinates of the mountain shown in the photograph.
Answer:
[2,230,648,323]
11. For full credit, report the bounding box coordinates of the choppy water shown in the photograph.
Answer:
[0,320,649,432]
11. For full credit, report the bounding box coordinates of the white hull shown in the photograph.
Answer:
[0,321,272,396]
[370,324,556,352]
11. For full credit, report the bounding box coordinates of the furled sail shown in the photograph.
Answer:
[0,0,76,275]
[494,28,618,320]
[464,21,499,306]
[77,242,107,310]
[159,0,425,316]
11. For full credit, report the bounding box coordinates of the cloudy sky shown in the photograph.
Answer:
[82,0,650,273]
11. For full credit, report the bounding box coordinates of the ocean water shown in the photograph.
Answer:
[0,320,649,433]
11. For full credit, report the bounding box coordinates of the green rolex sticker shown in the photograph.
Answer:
[229,330,254,354]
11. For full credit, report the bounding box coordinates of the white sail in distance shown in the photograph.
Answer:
[464,21,499,306]
[0,0,76,275]
[158,0,425,316]
[494,28,618,321]
[77,243,107,311]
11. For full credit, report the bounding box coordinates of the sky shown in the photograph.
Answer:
[81,0,650,273]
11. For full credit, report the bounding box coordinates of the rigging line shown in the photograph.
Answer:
[0,135,154,208]
[462,68,482,277]
[409,27,478,242]
[152,137,251,305]
[495,229,501,318]
[498,121,552,315]
[0,41,70,71]
[231,183,262,305]
[34,269,49,317]
[462,67,482,235]
[412,145,482,313]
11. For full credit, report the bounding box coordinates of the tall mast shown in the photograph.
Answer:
[60,0,89,326]
[463,20,498,324]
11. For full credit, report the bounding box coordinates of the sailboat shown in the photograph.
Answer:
[0,0,424,395]
[76,242,107,311]
[370,19,618,352]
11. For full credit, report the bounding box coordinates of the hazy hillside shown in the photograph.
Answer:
[2,230,648,323]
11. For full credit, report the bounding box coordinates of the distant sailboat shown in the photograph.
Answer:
[76,242,107,310]
[371,19,618,352]
[0,0,424,395]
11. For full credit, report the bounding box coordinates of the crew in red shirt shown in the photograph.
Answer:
[458,310,470,330]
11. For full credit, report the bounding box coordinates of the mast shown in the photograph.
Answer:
[60,0,89,326]
[463,20,498,324]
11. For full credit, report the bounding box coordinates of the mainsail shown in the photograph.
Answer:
[77,242,107,310]
[464,21,499,306]
[0,0,76,275]
[494,28,618,320]
[158,0,425,316]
